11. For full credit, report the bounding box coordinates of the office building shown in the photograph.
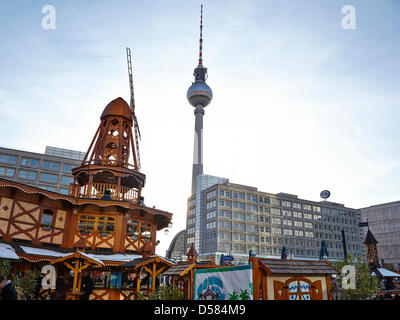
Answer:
[185,174,365,265]
[0,146,83,194]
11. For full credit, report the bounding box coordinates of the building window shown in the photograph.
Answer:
[283,219,293,226]
[293,211,302,219]
[304,213,313,220]
[0,154,17,165]
[61,176,73,185]
[41,209,53,229]
[271,218,281,225]
[126,219,139,238]
[39,185,56,192]
[284,229,293,236]
[206,200,216,209]
[271,208,281,215]
[314,214,322,221]
[295,230,304,237]
[220,221,231,230]
[271,199,280,206]
[271,228,282,235]
[247,224,258,232]
[312,206,321,212]
[18,170,37,181]
[0,167,15,177]
[63,164,74,173]
[322,207,330,214]
[283,210,292,217]
[21,157,39,168]
[304,222,313,229]
[78,215,115,233]
[206,210,216,219]
[206,190,216,199]
[303,204,312,211]
[59,188,69,195]
[282,200,291,208]
[206,221,216,230]
[294,221,303,228]
[40,173,58,184]
[287,278,312,300]
[42,161,60,171]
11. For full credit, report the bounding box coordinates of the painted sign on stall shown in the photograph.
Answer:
[194,265,253,300]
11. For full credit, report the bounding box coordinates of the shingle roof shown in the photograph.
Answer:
[163,262,192,276]
[259,258,339,275]
[364,229,378,244]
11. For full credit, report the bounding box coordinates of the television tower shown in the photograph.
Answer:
[187,4,213,195]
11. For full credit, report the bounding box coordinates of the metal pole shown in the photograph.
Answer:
[341,229,348,259]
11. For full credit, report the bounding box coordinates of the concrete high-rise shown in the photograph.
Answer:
[186,175,366,265]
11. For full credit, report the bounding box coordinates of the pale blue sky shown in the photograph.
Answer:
[0,1,399,255]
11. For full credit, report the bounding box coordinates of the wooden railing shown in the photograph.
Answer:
[69,183,139,203]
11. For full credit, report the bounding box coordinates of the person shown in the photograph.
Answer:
[55,275,65,300]
[0,274,18,300]
[381,279,387,291]
[80,271,94,300]
[34,272,45,300]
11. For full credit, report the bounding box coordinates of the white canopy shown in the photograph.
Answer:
[0,243,19,260]
[20,246,70,258]
[20,245,142,264]
[377,268,400,278]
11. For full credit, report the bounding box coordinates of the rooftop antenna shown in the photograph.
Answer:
[199,4,203,66]
[126,47,141,170]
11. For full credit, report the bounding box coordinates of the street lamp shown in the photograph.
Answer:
[164,222,173,235]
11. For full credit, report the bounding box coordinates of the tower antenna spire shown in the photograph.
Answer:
[199,4,203,66]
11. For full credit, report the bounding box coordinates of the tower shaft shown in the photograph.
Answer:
[192,105,204,194]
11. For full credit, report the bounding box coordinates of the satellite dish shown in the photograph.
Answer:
[320,190,330,200]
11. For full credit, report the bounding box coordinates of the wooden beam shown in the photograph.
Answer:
[151,262,156,293]
[325,275,333,300]
[261,272,268,300]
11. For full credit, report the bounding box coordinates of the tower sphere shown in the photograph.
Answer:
[187,80,213,107]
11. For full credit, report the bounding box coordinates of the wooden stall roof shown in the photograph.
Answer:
[51,251,104,267]
[163,260,220,277]
[120,255,175,268]
[258,258,339,275]
[163,262,192,276]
